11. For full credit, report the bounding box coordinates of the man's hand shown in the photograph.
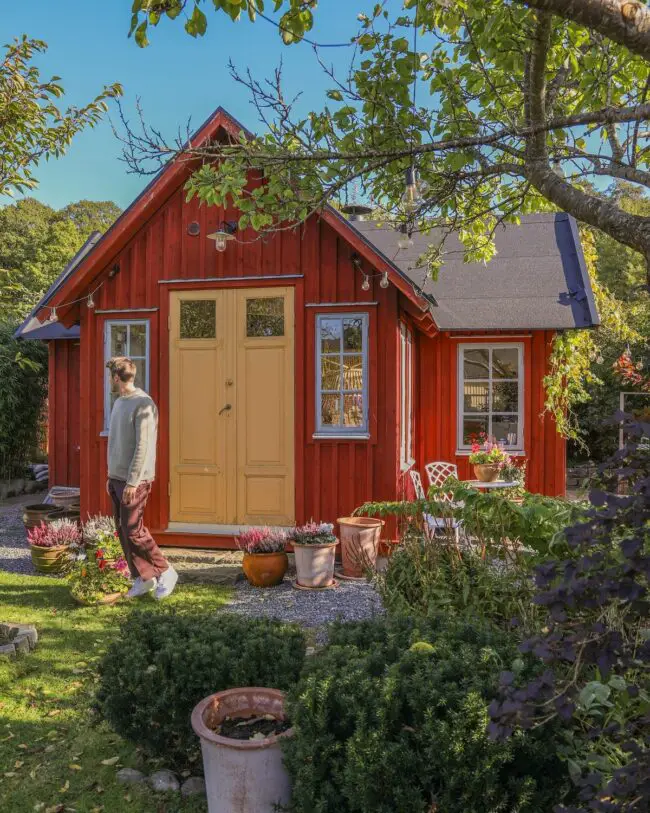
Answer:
[122,485,137,505]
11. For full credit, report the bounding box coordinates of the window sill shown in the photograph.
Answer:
[400,459,416,472]
[99,431,109,438]
[312,433,370,441]
[455,449,525,457]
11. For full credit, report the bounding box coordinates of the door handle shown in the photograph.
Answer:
[219,403,232,415]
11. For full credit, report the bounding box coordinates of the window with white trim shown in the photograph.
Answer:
[400,322,415,468]
[104,320,150,431]
[458,344,523,450]
[316,313,368,435]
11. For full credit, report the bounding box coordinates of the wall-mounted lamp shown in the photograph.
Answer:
[207,220,238,253]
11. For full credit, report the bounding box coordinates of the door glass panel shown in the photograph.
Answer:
[321,356,341,391]
[343,394,364,426]
[110,325,128,356]
[320,318,341,353]
[492,381,518,412]
[464,382,489,412]
[342,318,363,351]
[492,348,519,378]
[246,297,284,337]
[180,300,216,339]
[129,324,147,357]
[320,394,341,426]
[464,348,489,379]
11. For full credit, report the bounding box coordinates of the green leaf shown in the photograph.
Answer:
[134,20,149,47]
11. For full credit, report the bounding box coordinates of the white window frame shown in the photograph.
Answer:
[457,342,524,452]
[400,322,415,470]
[103,319,150,432]
[315,312,369,438]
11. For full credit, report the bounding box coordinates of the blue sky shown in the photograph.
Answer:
[3,1,374,210]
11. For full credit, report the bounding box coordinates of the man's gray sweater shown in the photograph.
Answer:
[107,388,158,487]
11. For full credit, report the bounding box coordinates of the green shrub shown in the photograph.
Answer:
[283,615,574,813]
[97,610,306,766]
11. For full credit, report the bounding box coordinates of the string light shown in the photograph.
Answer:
[379,271,389,289]
[49,307,58,323]
[361,274,370,291]
[87,292,95,309]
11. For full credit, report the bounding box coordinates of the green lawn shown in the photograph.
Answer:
[0,571,231,813]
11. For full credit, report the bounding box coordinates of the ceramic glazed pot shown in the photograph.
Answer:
[53,510,81,523]
[22,504,57,530]
[49,487,81,509]
[337,517,384,578]
[192,688,293,813]
[293,541,337,588]
[72,592,124,607]
[242,552,288,587]
[29,544,70,574]
[473,464,500,483]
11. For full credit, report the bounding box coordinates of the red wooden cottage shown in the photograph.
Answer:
[17,106,599,549]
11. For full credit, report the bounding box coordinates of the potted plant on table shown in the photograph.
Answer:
[468,439,512,483]
[288,522,338,588]
[237,527,288,587]
[27,518,81,574]
[67,530,131,605]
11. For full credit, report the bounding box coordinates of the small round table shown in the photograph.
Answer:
[462,480,519,490]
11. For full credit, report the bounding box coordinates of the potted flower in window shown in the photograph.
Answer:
[237,527,288,587]
[67,531,131,605]
[468,440,512,482]
[288,522,338,588]
[27,518,81,574]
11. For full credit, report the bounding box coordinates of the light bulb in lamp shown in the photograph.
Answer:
[207,221,237,253]
[397,232,413,250]
[401,166,420,210]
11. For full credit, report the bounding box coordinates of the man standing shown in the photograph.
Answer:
[106,356,178,599]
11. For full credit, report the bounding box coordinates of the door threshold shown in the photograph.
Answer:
[165,522,292,536]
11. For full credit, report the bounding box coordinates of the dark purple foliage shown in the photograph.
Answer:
[489,416,649,813]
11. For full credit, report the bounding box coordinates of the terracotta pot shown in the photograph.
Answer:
[72,591,124,607]
[337,517,384,577]
[22,504,57,530]
[242,552,288,587]
[293,541,337,588]
[29,544,71,574]
[473,464,501,483]
[49,487,81,509]
[192,688,293,813]
[53,510,81,523]
[42,509,65,524]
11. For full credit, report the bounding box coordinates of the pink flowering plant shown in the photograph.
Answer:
[468,437,512,468]
[28,518,82,549]
[289,521,337,546]
[236,527,287,554]
[67,529,131,604]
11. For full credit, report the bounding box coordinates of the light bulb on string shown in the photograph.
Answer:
[49,307,58,323]
[379,271,389,289]
[361,274,370,292]
[397,225,414,250]
[87,292,95,309]
[401,166,420,211]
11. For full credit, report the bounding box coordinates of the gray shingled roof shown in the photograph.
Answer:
[350,212,599,331]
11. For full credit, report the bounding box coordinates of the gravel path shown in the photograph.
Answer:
[225,577,384,642]
[0,496,37,575]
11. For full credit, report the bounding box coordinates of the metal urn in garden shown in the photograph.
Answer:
[236,528,289,588]
[468,437,512,484]
[191,688,293,813]
[337,517,384,578]
[288,522,338,588]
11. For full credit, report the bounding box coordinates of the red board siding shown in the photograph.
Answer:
[48,340,81,487]
[70,187,401,544]
[416,330,566,496]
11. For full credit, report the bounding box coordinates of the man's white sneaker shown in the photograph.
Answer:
[154,566,178,600]
[126,576,157,599]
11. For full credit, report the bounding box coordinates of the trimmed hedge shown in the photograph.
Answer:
[283,614,575,813]
[97,610,306,766]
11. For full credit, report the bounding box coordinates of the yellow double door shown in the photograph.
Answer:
[169,287,294,526]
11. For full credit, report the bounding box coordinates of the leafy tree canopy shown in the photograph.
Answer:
[124,0,650,282]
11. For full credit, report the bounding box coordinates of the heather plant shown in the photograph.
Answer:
[27,518,81,549]
[82,514,116,545]
[490,417,650,813]
[97,611,306,766]
[236,526,287,554]
[289,521,337,546]
[283,614,575,813]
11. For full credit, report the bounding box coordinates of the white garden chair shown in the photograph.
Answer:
[409,469,461,545]
[424,461,458,494]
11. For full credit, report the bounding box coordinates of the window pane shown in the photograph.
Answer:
[134,360,147,392]
[130,324,147,357]
[246,297,284,337]
[180,300,216,339]
[321,356,341,391]
[321,394,341,426]
[343,394,364,427]
[493,415,519,445]
[342,355,363,390]
[463,415,488,444]
[492,381,518,412]
[492,348,519,379]
[464,382,489,413]
[464,349,489,379]
[110,325,128,357]
[343,318,363,351]
[320,318,342,353]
